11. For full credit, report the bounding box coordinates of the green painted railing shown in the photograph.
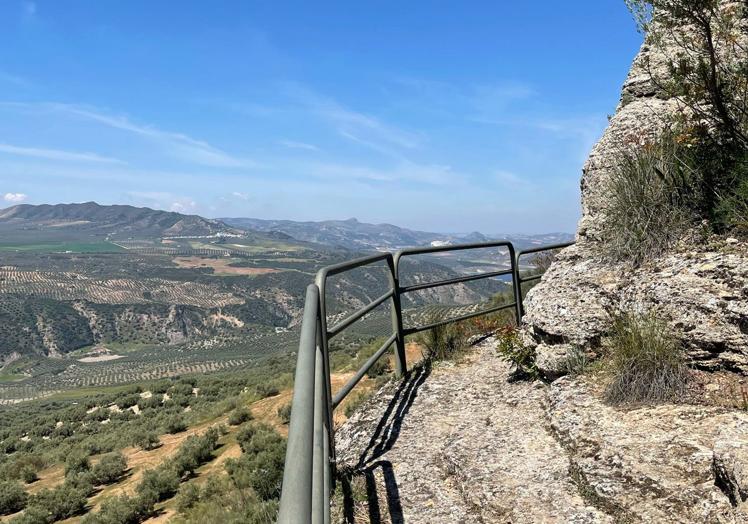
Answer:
[277,240,573,523]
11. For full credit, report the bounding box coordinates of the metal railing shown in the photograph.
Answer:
[277,240,573,523]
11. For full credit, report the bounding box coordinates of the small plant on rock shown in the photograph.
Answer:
[418,322,470,362]
[604,311,689,404]
[496,326,537,380]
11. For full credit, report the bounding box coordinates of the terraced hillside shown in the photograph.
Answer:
[0,203,513,405]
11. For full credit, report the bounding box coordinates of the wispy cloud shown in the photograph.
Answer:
[0,102,256,168]
[3,192,28,203]
[0,70,33,88]
[282,84,421,156]
[391,76,536,121]
[494,170,533,189]
[232,191,249,200]
[301,160,459,186]
[0,143,124,164]
[126,191,198,214]
[278,139,320,152]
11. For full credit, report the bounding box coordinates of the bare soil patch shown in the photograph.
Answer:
[172,256,279,276]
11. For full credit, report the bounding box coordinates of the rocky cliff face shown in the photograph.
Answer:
[524,1,748,378]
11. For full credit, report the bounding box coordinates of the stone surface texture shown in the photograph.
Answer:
[522,1,748,376]
[333,339,748,523]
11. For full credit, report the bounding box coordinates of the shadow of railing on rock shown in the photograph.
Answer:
[338,363,431,522]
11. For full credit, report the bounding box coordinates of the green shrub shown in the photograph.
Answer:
[225,450,285,501]
[132,429,160,451]
[344,392,370,418]
[164,415,187,434]
[276,403,291,425]
[365,357,390,378]
[496,326,537,380]
[255,384,280,399]
[136,467,180,503]
[604,311,689,404]
[20,465,38,484]
[173,432,218,477]
[565,346,589,376]
[417,322,469,361]
[20,482,88,522]
[175,483,201,513]
[92,452,127,485]
[0,480,27,515]
[10,505,49,524]
[228,407,253,426]
[714,154,748,234]
[600,133,698,265]
[64,450,91,478]
[137,397,161,411]
[81,494,153,524]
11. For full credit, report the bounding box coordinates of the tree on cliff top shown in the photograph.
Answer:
[624,0,748,232]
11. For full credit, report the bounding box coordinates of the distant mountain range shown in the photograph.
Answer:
[221,216,573,251]
[0,202,248,242]
[0,202,572,249]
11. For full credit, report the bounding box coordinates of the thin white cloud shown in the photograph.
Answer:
[278,139,320,152]
[282,84,421,155]
[0,71,33,88]
[126,191,198,214]
[302,160,459,186]
[0,143,124,164]
[232,191,249,200]
[3,192,28,203]
[0,102,255,168]
[494,170,533,189]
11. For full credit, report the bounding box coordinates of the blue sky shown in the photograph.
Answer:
[0,1,642,233]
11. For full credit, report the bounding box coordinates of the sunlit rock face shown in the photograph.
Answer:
[524,1,748,378]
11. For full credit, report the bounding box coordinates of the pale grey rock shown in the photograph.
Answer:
[535,343,573,380]
[547,376,748,523]
[333,340,748,523]
[333,338,611,523]
[525,244,748,373]
[523,0,748,376]
[714,439,748,506]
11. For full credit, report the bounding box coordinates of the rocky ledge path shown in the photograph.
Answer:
[333,337,748,523]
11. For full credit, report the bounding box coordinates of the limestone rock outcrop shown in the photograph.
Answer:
[332,339,748,523]
[523,2,748,378]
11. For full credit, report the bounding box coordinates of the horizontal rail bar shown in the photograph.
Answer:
[518,274,542,284]
[317,252,392,279]
[403,301,517,336]
[515,241,574,259]
[400,268,512,294]
[328,289,395,338]
[332,332,397,408]
[396,240,513,258]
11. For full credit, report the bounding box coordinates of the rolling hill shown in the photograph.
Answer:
[0,202,245,242]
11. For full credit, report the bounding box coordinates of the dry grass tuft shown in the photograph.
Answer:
[604,311,689,404]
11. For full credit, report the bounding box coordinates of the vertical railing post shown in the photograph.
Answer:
[508,243,523,324]
[388,254,407,377]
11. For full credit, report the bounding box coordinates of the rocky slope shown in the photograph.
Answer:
[334,339,748,523]
[523,1,748,379]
